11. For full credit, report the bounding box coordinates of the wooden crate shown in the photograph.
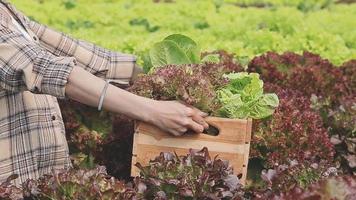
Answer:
[131,117,252,184]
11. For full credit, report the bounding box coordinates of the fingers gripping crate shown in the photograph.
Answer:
[131,117,252,184]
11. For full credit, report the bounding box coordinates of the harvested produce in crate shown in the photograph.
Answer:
[129,34,279,185]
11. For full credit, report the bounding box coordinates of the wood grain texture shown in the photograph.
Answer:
[131,117,252,185]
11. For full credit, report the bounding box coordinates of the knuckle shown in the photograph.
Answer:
[174,125,186,133]
[181,118,190,126]
[171,131,180,136]
[175,131,184,136]
[185,108,194,116]
[195,115,204,122]
[180,127,188,133]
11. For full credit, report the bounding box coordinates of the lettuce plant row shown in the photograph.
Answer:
[11,0,356,65]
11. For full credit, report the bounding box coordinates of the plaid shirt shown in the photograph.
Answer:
[0,0,137,186]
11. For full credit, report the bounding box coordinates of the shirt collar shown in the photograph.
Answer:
[0,0,30,33]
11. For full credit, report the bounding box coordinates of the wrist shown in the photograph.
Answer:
[132,97,157,123]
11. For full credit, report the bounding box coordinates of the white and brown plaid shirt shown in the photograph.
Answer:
[0,0,137,186]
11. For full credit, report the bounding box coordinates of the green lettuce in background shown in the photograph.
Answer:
[10,0,356,66]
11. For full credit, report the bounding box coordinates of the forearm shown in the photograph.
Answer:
[65,66,153,121]
[65,66,208,136]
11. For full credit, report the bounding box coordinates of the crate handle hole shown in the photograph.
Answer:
[202,124,220,136]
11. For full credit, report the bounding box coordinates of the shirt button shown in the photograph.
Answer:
[33,86,40,93]
[52,115,56,121]
[33,36,37,41]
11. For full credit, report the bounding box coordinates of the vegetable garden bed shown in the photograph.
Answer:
[1,50,355,200]
[1,0,355,199]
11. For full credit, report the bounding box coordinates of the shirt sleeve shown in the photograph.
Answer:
[0,25,75,99]
[27,18,138,85]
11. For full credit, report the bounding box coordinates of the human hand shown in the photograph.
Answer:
[145,101,209,136]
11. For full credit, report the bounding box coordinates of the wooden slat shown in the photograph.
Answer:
[131,145,245,177]
[245,119,253,142]
[136,117,249,144]
[136,133,246,154]
[240,118,253,183]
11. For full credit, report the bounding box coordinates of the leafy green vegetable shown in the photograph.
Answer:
[149,40,191,67]
[249,93,279,119]
[201,53,221,64]
[149,34,222,70]
[218,72,279,119]
[164,34,201,64]
[141,33,278,119]
[149,34,203,70]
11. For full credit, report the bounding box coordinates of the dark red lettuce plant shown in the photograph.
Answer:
[135,147,244,200]
[129,64,219,113]
[256,159,338,194]
[280,175,356,200]
[1,148,245,200]
[0,175,23,200]
[251,85,334,167]
[25,166,137,200]
[129,51,242,113]
[260,175,356,200]
[248,85,335,194]
[248,51,352,107]
[59,100,136,180]
[248,51,354,174]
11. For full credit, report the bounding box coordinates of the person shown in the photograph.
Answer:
[0,0,209,186]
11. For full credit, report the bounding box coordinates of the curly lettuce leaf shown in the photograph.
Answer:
[225,73,262,102]
[248,93,279,119]
[218,72,279,119]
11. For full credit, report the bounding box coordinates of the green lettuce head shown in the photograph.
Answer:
[218,72,279,119]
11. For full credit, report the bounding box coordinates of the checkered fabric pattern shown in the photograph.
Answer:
[0,0,137,186]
